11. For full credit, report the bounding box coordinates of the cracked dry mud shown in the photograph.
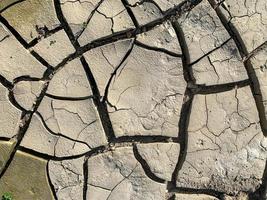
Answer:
[0,0,266,199]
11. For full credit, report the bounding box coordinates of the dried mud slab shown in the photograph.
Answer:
[0,0,266,199]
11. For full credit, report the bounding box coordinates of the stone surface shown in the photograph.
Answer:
[0,23,46,81]
[87,147,166,200]
[137,21,182,54]
[48,157,84,200]
[107,45,186,137]
[0,0,267,199]
[175,193,219,200]
[218,0,267,53]
[128,1,162,25]
[37,96,107,148]
[33,30,75,66]
[177,86,267,194]
[13,80,44,110]
[0,150,54,200]
[178,0,230,63]
[84,39,133,97]
[1,0,59,42]
[0,141,15,173]
[21,114,90,157]
[47,58,92,97]
[0,84,21,138]
[192,39,248,85]
[77,0,134,45]
[137,143,180,181]
[249,47,267,131]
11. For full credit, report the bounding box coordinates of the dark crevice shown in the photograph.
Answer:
[0,74,13,89]
[168,187,224,199]
[27,26,64,48]
[245,40,267,61]
[30,51,54,69]
[167,194,176,200]
[188,37,232,67]
[83,159,88,200]
[45,93,94,101]
[121,0,140,28]
[135,40,182,57]
[0,15,29,48]
[46,162,58,200]
[169,90,193,188]
[0,0,26,13]
[192,79,251,95]
[0,137,11,141]
[208,0,267,136]
[169,20,194,190]
[13,75,41,83]
[112,135,179,144]
[52,0,203,72]
[8,90,27,112]
[133,144,166,183]
[17,146,87,161]
[76,0,105,40]
[53,0,80,48]
[171,21,195,83]
[80,56,115,142]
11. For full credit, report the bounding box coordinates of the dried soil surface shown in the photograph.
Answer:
[0,0,266,199]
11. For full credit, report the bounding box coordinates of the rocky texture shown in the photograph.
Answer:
[136,21,182,55]
[107,45,186,137]
[176,86,267,194]
[249,46,267,131]
[192,39,248,85]
[83,39,133,97]
[33,30,75,66]
[0,84,21,138]
[87,147,166,199]
[48,157,85,200]
[13,80,44,110]
[0,23,46,81]
[127,1,162,25]
[0,0,267,199]
[1,0,60,42]
[47,58,92,97]
[0,150,54,199]
[0,141,15,173]
[175,193,219,200]
[76,0,134,45]
[178,0,230,63]
[137,143,179,181]
[217,0,267,54]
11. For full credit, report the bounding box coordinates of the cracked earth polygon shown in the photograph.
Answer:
[0,0,266,200]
